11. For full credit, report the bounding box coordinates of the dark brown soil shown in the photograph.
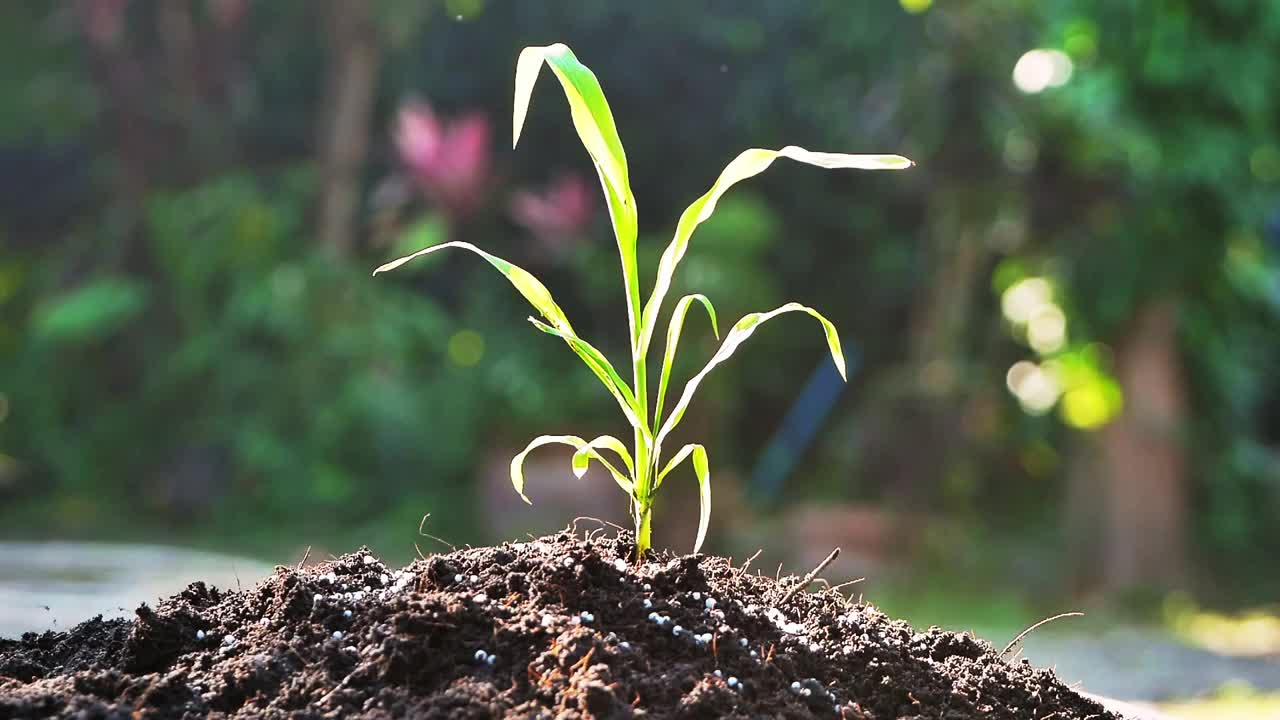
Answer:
[0,530,1119,719]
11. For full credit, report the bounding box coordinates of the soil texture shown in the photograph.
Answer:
[0,529,1119,718]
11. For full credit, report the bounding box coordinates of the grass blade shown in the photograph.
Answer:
[514,44,642,348]
[654,294,718,426]
[511,434,631,503]
[374,242,644,432]
[527,317,647,435]
[638,146,911,359]
[374,241,576,334]
[655,443,710,554]
[514,44,630,205]
[655,302,845,451]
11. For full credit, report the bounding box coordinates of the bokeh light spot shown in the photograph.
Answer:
[1001,277,1053,325]
[1006,360,1060,414]
[1063,20,1098,60]
[1060,382,1122,430]
[1027,304,1067,355]
[448,329,485,367]
[1013,49,1073,93]
[899,0,933,14]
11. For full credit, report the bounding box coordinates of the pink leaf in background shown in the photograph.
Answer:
[395,100,491,218]
[511,174,594,256]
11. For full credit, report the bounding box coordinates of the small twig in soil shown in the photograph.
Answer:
[830,577,865,594]
[418,514,457,551]
[740,549,763,573]
[780,547,841,604]
[1000,612,1084,659]
[297,546,312,570]
[571,516,628,536]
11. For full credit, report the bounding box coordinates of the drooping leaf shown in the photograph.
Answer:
[374,243,643,432]
[638,146,911,359]
[510,434,630,504]
[655,443,710,554]
[654,294,718,426]
[527,317,645,433]
[571,435,636,494]
[655,302,846,451]
[514,44,630,201]
[514,44,642,348]
[374,241,576,334]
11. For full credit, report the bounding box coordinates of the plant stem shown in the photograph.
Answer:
[632,291,652,556]
[634,498,652,557]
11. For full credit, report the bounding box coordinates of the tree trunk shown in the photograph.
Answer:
[317,0,381,256]
[1069,299,1188,592]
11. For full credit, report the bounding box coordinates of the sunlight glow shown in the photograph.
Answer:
[1006,361,1060,414]
[1013,49,1073,94]
[1027,304,1067,354]
[1001,277,1052,325]
[448,329,486,367]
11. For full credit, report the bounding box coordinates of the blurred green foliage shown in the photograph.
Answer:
[0,1,1277,596]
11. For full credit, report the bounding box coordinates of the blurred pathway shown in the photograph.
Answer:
[0,542,273,638]
[1019,627,1280,702]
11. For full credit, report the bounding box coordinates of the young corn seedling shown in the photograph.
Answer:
[376,43,912,558]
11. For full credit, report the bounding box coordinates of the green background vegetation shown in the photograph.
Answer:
[1,0,1279,624]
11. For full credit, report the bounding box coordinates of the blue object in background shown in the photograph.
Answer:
[748,347,859,503]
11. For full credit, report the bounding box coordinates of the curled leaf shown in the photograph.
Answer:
[656,444,711,554]
[514,43,643,351]
[655,302,845,451]
[511,434,631,504]
[571,435,636,494]
[527,317,646,436]
[638,146,911,359]
[374,241,575,335]
[654,293,718,426]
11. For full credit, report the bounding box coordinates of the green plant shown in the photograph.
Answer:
[375,43,911,557]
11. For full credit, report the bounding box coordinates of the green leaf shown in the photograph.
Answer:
[571,435,636,494]
[655,302,846,451]
[510,434,631,503]
[527,317,646,434]
[638,146,911,359]
[596,162,642,348]
[654,294,718,426]
[514,44,630,201]
[374,240,577,335]
[655,444,711,554]
[514,43,643,351]
[34,277,149,344]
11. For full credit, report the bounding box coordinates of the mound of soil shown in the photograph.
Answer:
[0,530,1120,719]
